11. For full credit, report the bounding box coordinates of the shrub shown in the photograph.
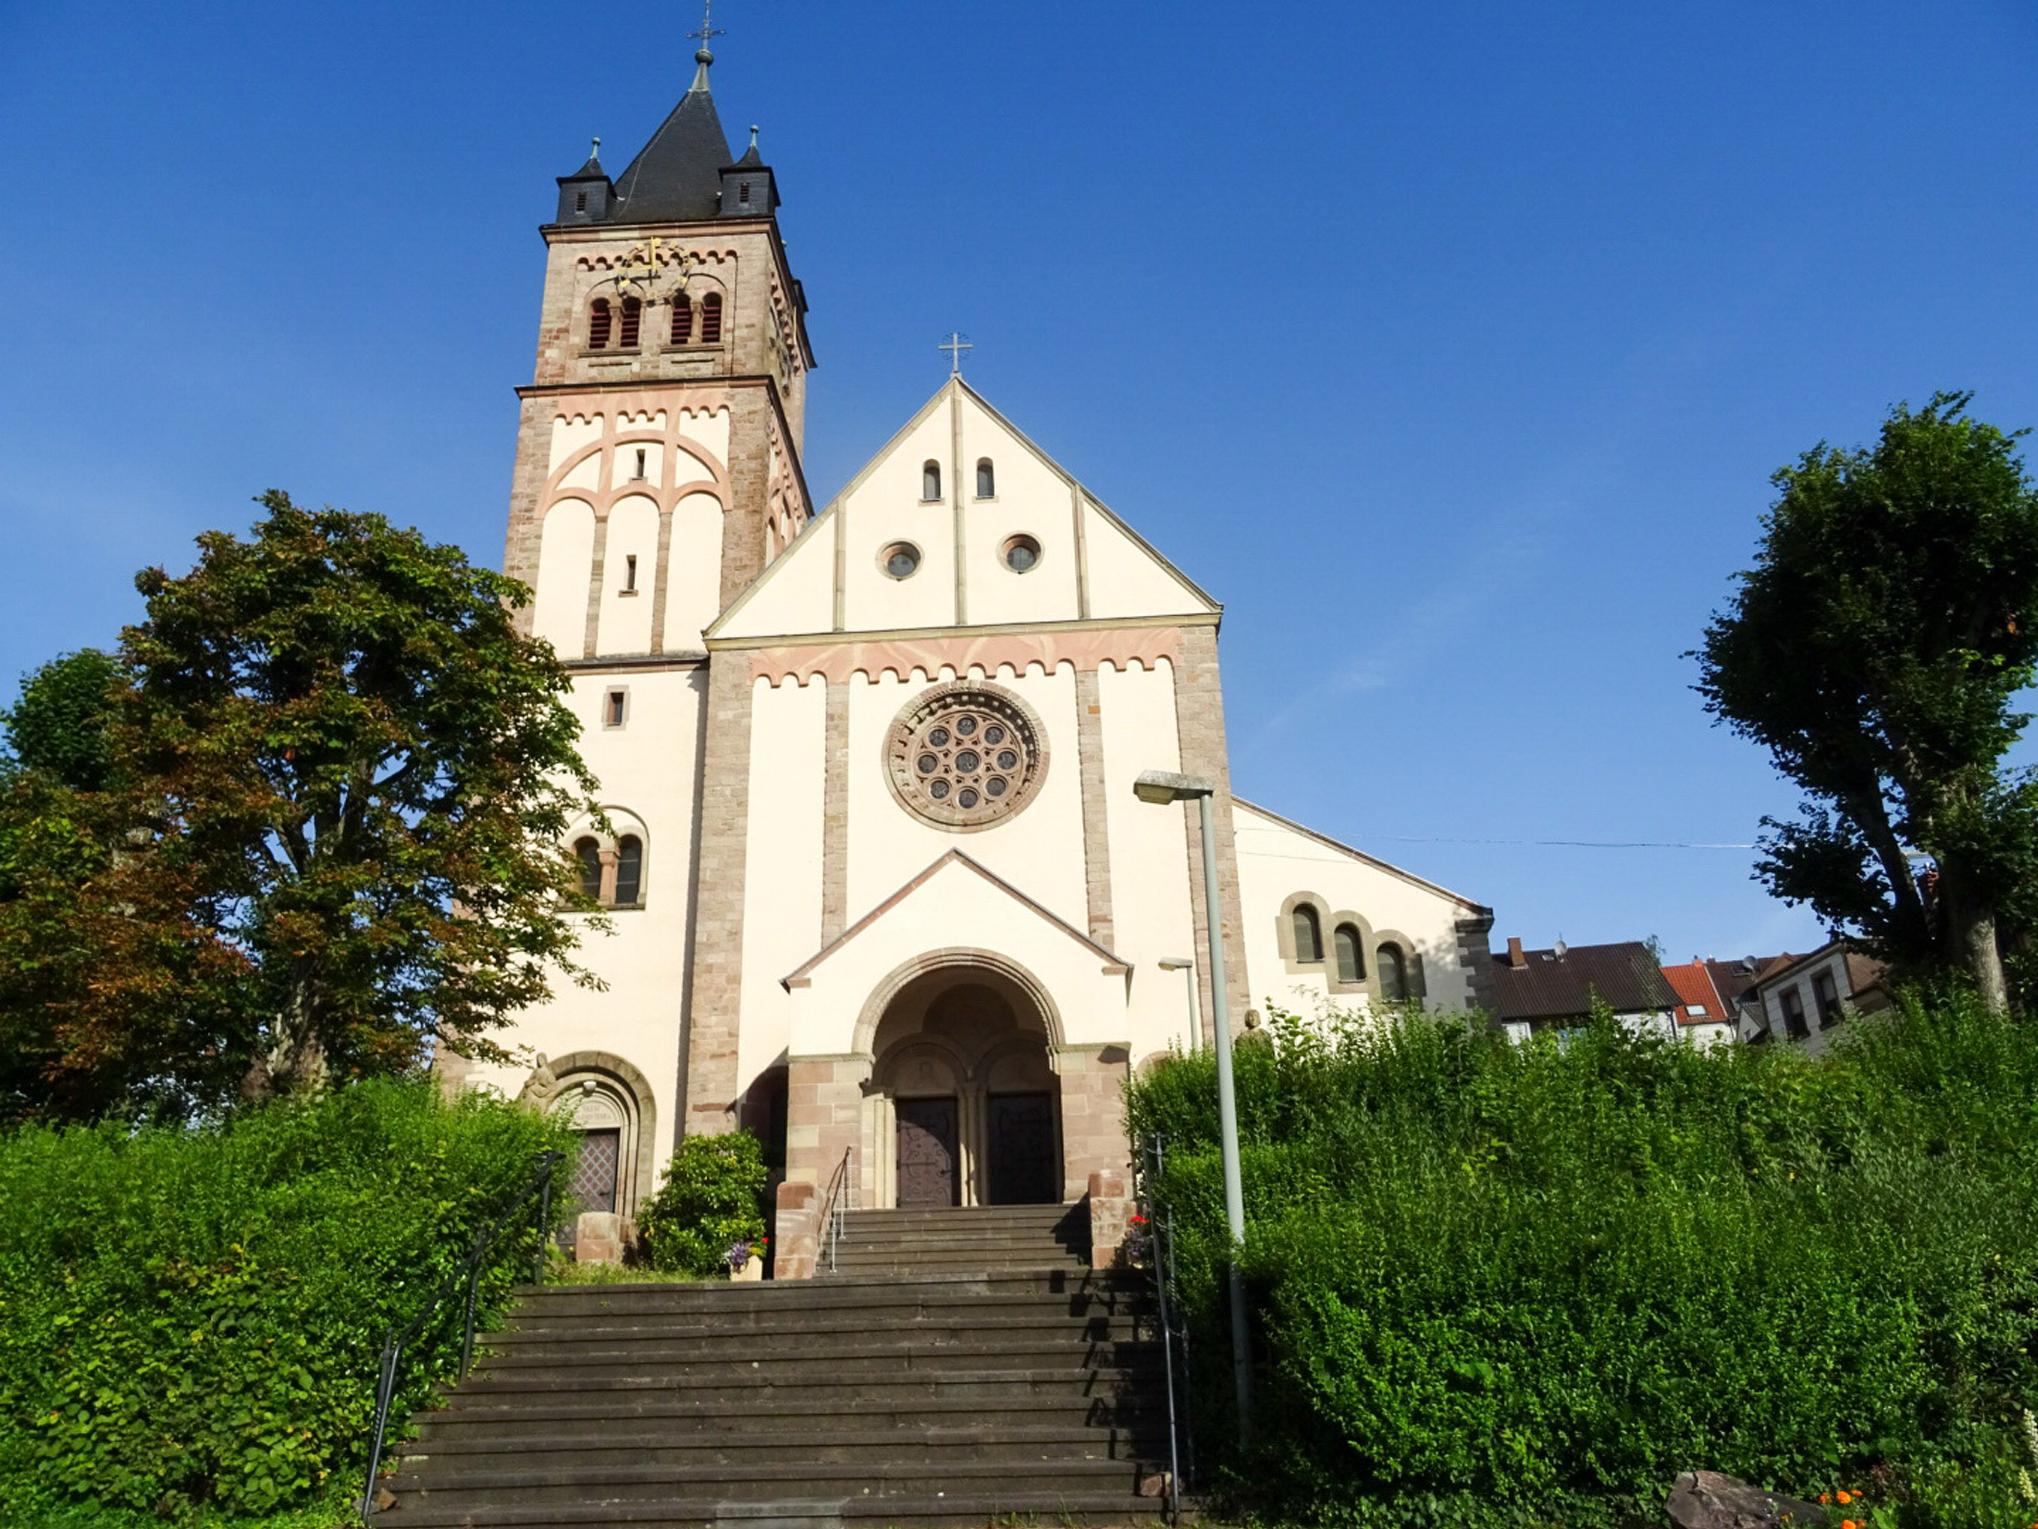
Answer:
[637,1130,768,1277]
[0,1077,571,1522]
[1128,991,2038,1528]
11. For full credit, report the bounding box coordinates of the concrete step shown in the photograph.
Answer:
[442,1368,1160,1412]
[844,1202,1076,1222]
[492,1312,1147,1356]
[374,1490,1164,1527]
[393,1425,1163,1473]
[387,1456,1144,1510]
[508,1268,1123,1315]
[413,1391,1158,1439]
[472,1338,1160,1385]
[832,1227,1085,1252]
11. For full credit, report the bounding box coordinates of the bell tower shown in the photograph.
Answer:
[502,32,814,662]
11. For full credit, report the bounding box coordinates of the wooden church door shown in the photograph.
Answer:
[895,1097,959,1207]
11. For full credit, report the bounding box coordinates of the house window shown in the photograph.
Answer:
[1292,904,1323,964]
[699,292,723,344]
[623,554,638,592]
[1781,987,1809,1038]
[589,299,613,349]
[1378,942,1409,1001]
[670,292,693,344]
[976,458,995,498]
[605,689,627,728]
[1334,923,1364,983]
[573,837,602,900]
[613,835,643,906]
[922,460,942,501]
[1812,969,1843,1028]
[618,296,642,348]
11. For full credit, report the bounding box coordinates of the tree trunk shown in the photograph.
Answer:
[264,959,329,1096]
[1940,865,2012,1013]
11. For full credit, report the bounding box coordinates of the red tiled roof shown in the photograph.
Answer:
[1660,960,1728,1026]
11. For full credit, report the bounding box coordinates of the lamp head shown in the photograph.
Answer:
[1133,769,1216,805]
[1158,958,1195,971]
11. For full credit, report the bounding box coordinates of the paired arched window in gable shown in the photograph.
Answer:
[670,292,693,344]
[698,292,723,344]
[588,299,613,349]
[1377,942,1409,1002]
[1334,923,1365,984]
[1292,904,1324,965]
[976,458,996,498]
[922,460,943,501]
[568,821,649,909]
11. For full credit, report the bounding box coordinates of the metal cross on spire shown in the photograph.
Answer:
[689,0,725,56]
[938,331,974,377]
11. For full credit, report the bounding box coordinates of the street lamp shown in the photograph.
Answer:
[1157,957,1202,1051]
[1133,769,1252,1433]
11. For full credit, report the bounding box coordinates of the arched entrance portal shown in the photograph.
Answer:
[866,967,1062,1208]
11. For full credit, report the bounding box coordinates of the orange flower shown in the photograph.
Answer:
[1819,1493,1832,1505]
[1836,1491,1854,1504]
[1841,1520,1858,1529]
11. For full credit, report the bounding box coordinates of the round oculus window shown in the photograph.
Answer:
[1002,534,1042,573]
[883,682,1049,831]
[881,542,922,579]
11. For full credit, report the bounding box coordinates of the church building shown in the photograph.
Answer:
[444,39,1496,1271]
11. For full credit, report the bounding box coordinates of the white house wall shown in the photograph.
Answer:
[736,674,827,1091]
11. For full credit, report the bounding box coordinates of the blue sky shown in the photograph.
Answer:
[2,1,2034,963]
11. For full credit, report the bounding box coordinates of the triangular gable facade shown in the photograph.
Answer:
[709,378,1219,644]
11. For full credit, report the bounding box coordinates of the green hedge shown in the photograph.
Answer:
[637,1130,769,1277]
[1128,995,2038,1528]
[0,1078,572,1523]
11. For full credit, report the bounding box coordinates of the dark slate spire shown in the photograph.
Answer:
[604,40,734,225]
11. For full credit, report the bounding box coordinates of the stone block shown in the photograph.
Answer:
[1087,1168,1132,1270]
[573,1210,626,1266]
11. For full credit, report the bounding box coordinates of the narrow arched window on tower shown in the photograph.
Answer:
[1292,904,1323,964]
[699,292,723,344]
[588,299,613,349]
[1334,923,1364,983]
[976,458,995,498]
[738,181,751,205]
[618,296,642,348]
[922,460,942,501]
[614,835,644,906]
[573,837,602,900]
[670,292,693,344]
[575,190,588,213]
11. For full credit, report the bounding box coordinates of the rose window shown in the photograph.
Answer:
[884,683,1048,830]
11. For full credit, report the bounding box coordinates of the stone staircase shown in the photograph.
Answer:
[378,1204,1173,1526]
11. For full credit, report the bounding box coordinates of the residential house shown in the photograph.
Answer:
[1489,939,1678,1042]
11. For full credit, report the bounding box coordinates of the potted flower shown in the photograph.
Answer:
[726,1236,768,1282]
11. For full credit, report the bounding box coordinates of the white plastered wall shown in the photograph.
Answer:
[1234,801,1480,1020]
[532,500,594,655]
[1097,659,1200,1060]
[958,402,1081,627]
[458,665,708,1174]
[598,495,659,655]
[734,674,828,1093]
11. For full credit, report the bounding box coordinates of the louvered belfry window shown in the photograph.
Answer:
[618,296,642,348]
[699,292,723,344]
[670,292,693,344]
[588,299,613,349]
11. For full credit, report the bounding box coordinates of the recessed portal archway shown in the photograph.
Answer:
[866,965,1062,1208]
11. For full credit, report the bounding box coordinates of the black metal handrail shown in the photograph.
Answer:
[815,1145,853,1273]
[1137,1132,1195,1519]
[359,1148,565,1522]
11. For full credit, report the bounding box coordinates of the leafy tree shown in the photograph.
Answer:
[1695,392,2038,1009]
[1,647,122,790]
[0,493,603,1118]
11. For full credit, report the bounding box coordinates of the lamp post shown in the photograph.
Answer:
[1133,769,1252,1434]
[1157,957,1203,1051]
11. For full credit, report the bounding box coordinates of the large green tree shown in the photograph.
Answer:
[0,493,603,1118]
[1695,392,2038,1010]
